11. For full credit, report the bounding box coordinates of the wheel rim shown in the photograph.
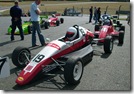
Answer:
[18,50,30,65]
[73,61,82,81]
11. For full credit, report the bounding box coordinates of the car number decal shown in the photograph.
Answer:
[80,28,85,36]
[32,54,45,63]
[101,27,108,32]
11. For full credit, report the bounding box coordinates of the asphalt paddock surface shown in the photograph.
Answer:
[0,16,131,91]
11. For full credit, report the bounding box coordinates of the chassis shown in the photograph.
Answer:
[11,25,114,86]
[40,15,64,29]
[7,15,49,35]
[94,19,125,48]
[7,21,32,35]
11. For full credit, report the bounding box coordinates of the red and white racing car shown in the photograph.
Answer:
[12,25,113,86]
[48,14,64,27]
[94,18,125,53]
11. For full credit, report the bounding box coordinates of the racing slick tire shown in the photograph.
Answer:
[120,25,125,32]
[10,25,12,28]
[60,18,64,24]
[64,58,84,85]
[104,36,113,54]
[117,21,120,25]
[118,31,124,45]
[56,20,60,26]
[12,46,31,68]
[40,20,45,28]
[28,25,32,34]
[44,21,49,29]
[95,25,100,31]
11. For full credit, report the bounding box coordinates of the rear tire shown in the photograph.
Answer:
[12,47,31,68]
[118,31,124,45]
[104,36,113,54]
[28,25,31,34]
[44,22,49,29]
[60,18,64,24]
[117,21,120,25]
[120,25,125,31]
[40,20,45,28]
[64,58,83,85]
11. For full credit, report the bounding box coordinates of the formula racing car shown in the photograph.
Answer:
[94,18,125,52]
[7,15,49,35]
[11,25,113,86]
[99,14,125,31]
[40,14,64,29]
[48,14,64,27]
[7,21,32,35]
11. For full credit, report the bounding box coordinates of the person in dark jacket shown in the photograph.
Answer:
[89,6,93,23]
[97,7,101,22]
[93,7,98,24]
[10,0,24,41]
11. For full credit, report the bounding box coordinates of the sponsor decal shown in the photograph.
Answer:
[18,77,24,81]
[47,43,60,50]
[25,65,33,71]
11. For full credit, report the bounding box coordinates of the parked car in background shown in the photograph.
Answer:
[62,8,81,16]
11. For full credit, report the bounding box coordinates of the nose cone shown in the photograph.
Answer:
[16,76,26,85]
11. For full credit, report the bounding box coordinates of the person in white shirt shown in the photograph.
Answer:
[30,0,45,47]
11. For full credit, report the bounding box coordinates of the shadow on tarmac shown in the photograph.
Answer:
[12,70,78,90]
[0,40,20,46]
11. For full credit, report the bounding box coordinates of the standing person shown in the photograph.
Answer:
[30,0,45,47]
[127,13,130,25]
[89,6,93,23]
[10,0,24,41]
[97,7,101,22]
[93,7,97,24]
[81,7,83,16]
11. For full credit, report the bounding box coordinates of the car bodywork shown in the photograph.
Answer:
[40,15,64,29]
[48,16,64,27]
[7,21,32,35]
[7,15,48,35]
[100,15,125,30]
[11,25,113,86]
[94,20,125,46]
[62,8,81,16]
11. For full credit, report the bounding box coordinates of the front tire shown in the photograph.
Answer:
[56,20,60,26]
[104,36,113,54]
[64,58,83,85]
[12,47,31,68]
[60,18,64,24]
